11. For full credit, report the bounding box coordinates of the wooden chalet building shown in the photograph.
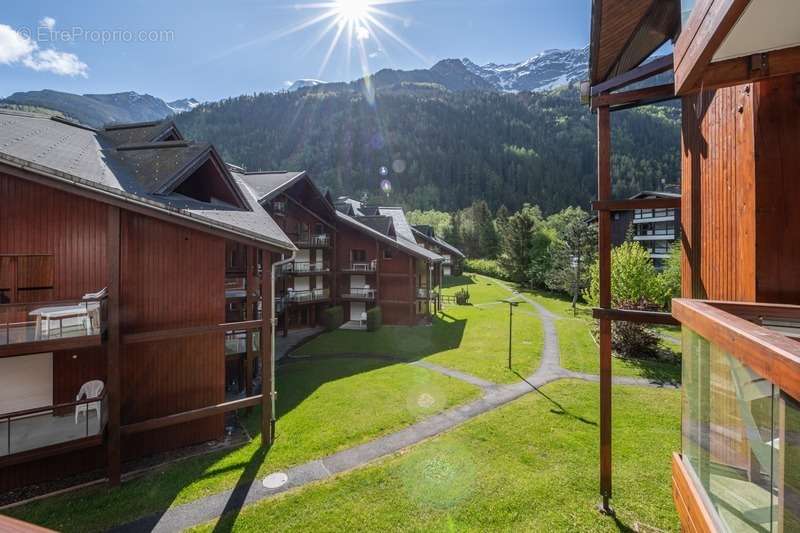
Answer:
[0,112,295,491]
[587,0,800,530]
[411,225,465,277]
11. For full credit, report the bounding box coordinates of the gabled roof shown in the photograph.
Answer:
[377,207,416,243]
[235,171,307,202]
[589,0,680,84]
[411,226,466,259]
[101,120,184,146]
[357,215,395,236]
[336,196,364,216]
[0,109,294,251]
[336,211,442,262]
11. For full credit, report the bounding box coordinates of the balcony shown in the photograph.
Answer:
[416,287,432,299]
[341,288,377,301]
[341,261,377,273]
[283,288,330,304]
[0,297,107,356]
[672,299,800,532]
[0,393,107,459]
[294,233,331,249]
[280,261,330,275]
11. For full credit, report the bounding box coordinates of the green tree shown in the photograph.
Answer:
[498,204,552,285]
[406,209,452,239]
[584,241,663,308]
[545,207,596,314]
[657,243,681,309]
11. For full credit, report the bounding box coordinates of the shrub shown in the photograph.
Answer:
[612,301,662,359]
[464,258,509,281]
[584,241,665,308]
[455,288,470,305]
[366,307,382,332]
[322,306,344,331]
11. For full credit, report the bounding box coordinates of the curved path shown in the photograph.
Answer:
[112,279,676,533]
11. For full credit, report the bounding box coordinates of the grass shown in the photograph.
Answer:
[193,380,681,532]
[298,274,544,383]
[6,357,480,532]
[516,286,682,384]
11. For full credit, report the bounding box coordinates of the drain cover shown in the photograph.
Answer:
[262,472,289,489]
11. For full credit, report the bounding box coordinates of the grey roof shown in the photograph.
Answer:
[114,141,212,194]
[236,171,306,202]
[101,121,182,146]
[336,211,442,262]
[0,109,294,251]
[411,226,466,259]
[357,215,394,236]
[630,190,681,199]
[378,207,416,243]
[336,196,364,216]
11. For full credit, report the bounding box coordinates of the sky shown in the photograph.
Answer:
[0,1,590,102]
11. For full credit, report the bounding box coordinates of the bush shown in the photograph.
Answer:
[464,258,509,281]
[584,241,666,309]
[455,288,470,305]
[322,306,344,331]
[612,320,661,359]
[366,307,382,332]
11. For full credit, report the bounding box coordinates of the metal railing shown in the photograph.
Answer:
[343,261,377,272]
[342,288,377,300]
[281,261,330,274]
[0,297,107,346]
[294,234,331,248]
[1,392,107,457]
[417,288,431,299]
[283,288,331,304]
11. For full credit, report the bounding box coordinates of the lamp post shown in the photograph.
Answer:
[504,292,521,370]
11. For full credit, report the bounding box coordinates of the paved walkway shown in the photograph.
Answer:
[275,327,324,361]
[113,278,676,532]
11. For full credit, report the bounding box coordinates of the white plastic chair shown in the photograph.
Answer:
[75,380,104,424]
[360,311,367,326]
[82,287,107,332]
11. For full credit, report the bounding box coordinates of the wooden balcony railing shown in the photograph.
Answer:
[672,299,800,532]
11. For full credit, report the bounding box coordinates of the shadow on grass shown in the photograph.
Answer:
[442,275,475,289]
[615,351,681,387]
[211,445,268,533]
[513,371,597,427]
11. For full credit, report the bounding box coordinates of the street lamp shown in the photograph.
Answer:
[504,292,521,370]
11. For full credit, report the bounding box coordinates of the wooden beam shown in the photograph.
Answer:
[591,54,674,96]
[283,194,337,231]
[245,246,257,406]
[592,197,681,212]
[674,0,750,95]
[0,514,58,532]
[672,453,717,533]
[122,320,264,345]
[0,334,102,359]
[682,46,800,94]
[591,83,676,110]
[260,250,273,446]
[106,205,121,486]
[596,105,613,510]
[121,395,262,436]
[592,308,680,325]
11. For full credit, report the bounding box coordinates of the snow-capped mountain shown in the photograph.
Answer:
[461,46,589,93]
[287,79,326,92]
[167,98,200,113]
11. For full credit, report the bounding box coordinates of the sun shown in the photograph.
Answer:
[334,0,372,23]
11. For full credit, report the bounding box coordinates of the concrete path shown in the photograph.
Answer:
[111,277,676,533]
[275,327,324,361]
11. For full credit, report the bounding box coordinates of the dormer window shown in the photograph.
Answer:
[273,200,287,215]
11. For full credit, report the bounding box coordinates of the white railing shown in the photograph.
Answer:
[343,288,376,300]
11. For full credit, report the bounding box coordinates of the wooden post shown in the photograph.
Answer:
[597,105,613,512]
[260,249,273,446]
[245,246,257,410]
[106,206,121,486]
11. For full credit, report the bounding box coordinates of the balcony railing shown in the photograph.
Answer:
[0,297,107,348]
[1,392,107,457]
[417,288,431,299]
[283,288,330,304]
[342,288,376,301]
[281,261,330,274]
[342,261,377,273]
[294,234,331,248]
[673,299,800,532]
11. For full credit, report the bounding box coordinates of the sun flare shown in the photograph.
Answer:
[334,0,372,23]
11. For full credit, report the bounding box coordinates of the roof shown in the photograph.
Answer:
[101,120,183,145]
[411,226,466,259]
[336,196,364,216]
[336,211,442,262]
[0,110,295,251]
[378,207,416,242]
[589,0,680,84]
[630,190,681,199]
[357,215,394,236]
[235,171,306,202]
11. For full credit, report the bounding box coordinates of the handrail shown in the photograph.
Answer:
[343,262,377,272]
[0,391,107,421]
[0,296,107,311]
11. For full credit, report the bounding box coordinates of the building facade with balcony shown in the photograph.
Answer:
[411,225,466,276]
[0,113,294,492]
[587,0,800,530]
[630,191,680,268]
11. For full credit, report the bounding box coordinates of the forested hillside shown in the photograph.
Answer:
[176,84,680,214]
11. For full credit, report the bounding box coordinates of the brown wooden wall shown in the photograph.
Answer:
[0,173,108,300]
[680,83,757,301]
[120,212,226,458]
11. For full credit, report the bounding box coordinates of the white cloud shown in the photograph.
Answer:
[0,22,88,77]
[23,49,88,77]
[0,24,37,64]
[39,17,56,30]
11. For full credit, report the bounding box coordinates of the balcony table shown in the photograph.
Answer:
[29,303,99,339]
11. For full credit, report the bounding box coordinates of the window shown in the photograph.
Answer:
[0,255,55,303]
[351,249,367,263]
[383,248,394,260]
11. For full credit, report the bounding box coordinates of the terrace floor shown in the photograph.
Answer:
[0,410,102,456]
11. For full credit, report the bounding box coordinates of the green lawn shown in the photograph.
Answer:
[298,274,544,383]
[193,380,681,532]
[6,358,480,533]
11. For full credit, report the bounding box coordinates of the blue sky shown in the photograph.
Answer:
[0,1,590,102]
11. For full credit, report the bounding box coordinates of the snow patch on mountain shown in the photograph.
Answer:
[287,79,326,92]
[167,98,200,113]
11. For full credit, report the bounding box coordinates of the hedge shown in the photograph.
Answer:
[322,306,344,331]
[366,307,382,332]
[464,258,510,281]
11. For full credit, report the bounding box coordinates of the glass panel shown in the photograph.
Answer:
[682,329,780,532]
[681,0,696,26]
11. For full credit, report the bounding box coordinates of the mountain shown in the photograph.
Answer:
[175,84,680,215]
[287,79,325,92]
[0,90,197,127]
[462,46,589,92]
